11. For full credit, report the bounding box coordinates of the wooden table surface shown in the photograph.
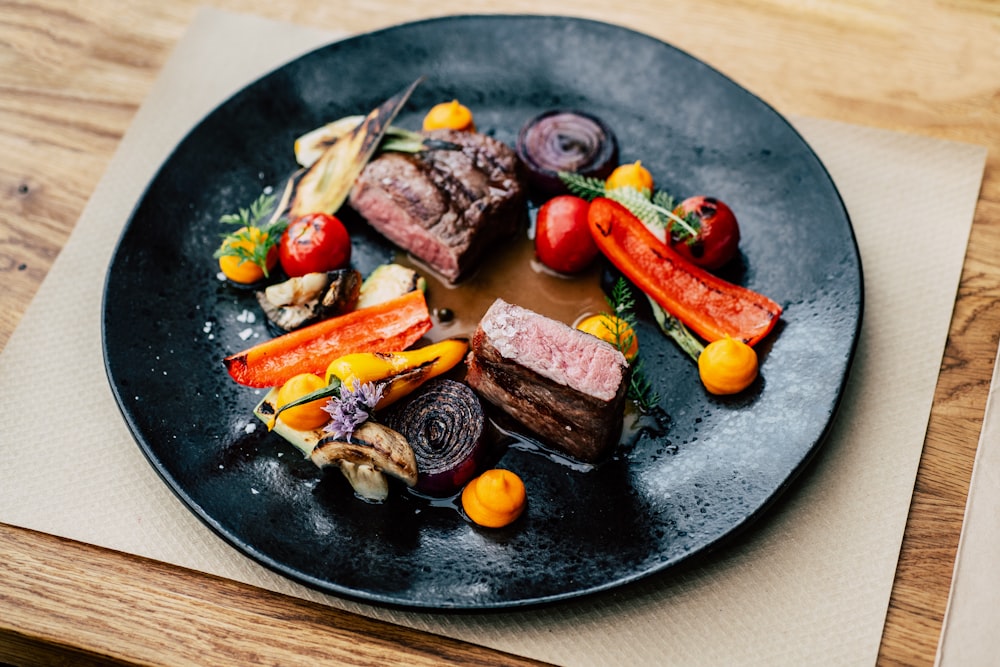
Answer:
[1,1,997,665]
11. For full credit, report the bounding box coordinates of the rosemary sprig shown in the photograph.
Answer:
[558,171,701,242]
[559,171,608,199]
[214,192,288,278]
[605,277,659,412]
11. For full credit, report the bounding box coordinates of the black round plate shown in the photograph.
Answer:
[102,15,862,610]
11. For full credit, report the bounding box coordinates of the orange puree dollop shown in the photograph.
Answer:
[605,160,654,193]
[461,469,526,528]
[422,99,476,132]
[698,335,758,395]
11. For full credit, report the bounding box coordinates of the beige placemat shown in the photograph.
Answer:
[937,341,1000,665]
[0,8,988,666]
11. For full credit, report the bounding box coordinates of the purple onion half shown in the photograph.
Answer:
[516,109,619,198]
[385,379,488,496]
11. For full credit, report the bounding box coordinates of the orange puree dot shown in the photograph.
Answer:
[461,469,526,528]
[422,99,476,132]
[605,160,654,193]
[698,335,758,395]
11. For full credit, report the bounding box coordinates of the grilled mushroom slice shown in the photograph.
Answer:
[256,269,361,333]
[253,390,418,502]
[311,421,418,502]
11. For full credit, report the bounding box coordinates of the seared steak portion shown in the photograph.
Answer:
[466,299,631,463]
[348,129,525,283]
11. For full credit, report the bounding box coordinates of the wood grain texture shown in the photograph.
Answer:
[0,525,547,666]
[1,0,998,664]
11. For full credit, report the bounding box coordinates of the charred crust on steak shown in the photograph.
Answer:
[348,129,526,283]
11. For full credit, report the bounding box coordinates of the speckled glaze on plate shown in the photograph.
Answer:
[102,15,862,610]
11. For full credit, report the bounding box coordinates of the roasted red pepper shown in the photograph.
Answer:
[587,197,781,346]
[223,290,432,387]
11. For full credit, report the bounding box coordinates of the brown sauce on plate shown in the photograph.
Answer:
[397,225,610,343]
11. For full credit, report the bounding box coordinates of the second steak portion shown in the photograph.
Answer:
[466,299,632,463]
[348,129,525,283]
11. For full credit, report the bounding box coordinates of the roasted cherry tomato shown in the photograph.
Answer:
[279,212,351,277]
[534,195,599,274]
[668,196,740,271]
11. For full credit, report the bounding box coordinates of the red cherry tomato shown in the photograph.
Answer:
[279,212,352,277]
[534,195,599,274]
[668,196,740,270]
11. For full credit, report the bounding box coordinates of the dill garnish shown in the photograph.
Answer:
[214,192,287,278]
[606,277,659,412]
[559,171,701,242]
[560,171,710,371]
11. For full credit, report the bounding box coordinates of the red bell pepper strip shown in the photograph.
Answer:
[587,197,781,346]
[223,290,432,387]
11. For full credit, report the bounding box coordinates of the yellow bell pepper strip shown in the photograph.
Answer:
[264,337,469,430]
[587,197,781,346]
[325,337,469,408]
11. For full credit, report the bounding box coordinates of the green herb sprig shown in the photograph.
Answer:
[605,277,659,412]
[213,192,288,278]
[558,171,701,243]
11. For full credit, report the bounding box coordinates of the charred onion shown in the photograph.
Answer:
[386,379,489,496]
[516,109,618,198]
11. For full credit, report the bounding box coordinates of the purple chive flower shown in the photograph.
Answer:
[322,380,385,440]
[356,380,384,410]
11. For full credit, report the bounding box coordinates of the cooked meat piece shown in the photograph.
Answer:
[348,129,525,283]
[466,299,631,463]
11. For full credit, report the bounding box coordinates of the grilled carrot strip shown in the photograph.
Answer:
[587,197,781,346]
[223,290,432,387]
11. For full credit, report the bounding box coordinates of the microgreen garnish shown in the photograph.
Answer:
[213,192,288,278]
[606,277,659,412]
[558,171,701,243]
[322,380,385,441]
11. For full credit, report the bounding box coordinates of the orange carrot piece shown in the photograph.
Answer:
[223,290,432,387]
[587,197,781,346]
